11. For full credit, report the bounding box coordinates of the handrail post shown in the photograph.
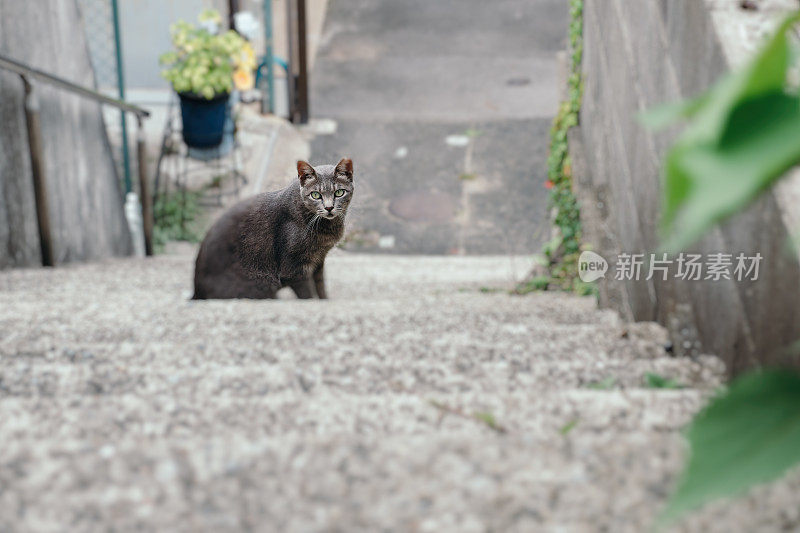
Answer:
[261,0,275,115]
[286,0,296,122]
[111,0,132,194]
[296,0,309,123]
[21,76,55,267]
[136,115,153,256]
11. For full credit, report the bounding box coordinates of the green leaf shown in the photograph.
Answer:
[559,418,579,435]
[587,376,616,390]
[680,13,797,145]
[652,12,800,250]
[662,91,800,251]
[644,372,685,389]
[659,370,800,525]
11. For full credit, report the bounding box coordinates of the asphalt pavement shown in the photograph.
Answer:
[309,0,568,254]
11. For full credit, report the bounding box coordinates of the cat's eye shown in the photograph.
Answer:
[334,189,346,197]
[310,191,322,200]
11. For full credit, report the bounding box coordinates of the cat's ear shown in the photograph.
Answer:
[335,158,353,181]
[297,161,315,185]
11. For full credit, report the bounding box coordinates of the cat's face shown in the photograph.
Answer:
[297,159,354,220]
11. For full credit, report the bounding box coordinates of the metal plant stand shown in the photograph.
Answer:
[153,96,248,232]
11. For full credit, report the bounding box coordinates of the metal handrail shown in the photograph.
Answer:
[0,52,154,263]
[0,53,149,118]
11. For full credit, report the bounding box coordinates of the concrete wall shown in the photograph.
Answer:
[574,0,800,374]
[0,0,133,268]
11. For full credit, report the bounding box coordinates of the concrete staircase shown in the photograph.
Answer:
[1,251,794,532]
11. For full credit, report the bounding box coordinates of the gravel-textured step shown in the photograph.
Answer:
[0,353,723,397]
[0,251,796,532]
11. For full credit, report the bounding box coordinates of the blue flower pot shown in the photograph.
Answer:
[178,92,230,148]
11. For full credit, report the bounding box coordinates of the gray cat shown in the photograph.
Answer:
[192,158,354,299]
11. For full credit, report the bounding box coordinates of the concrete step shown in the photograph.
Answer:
[0,251,767,532]
[0,352,723,397]
[0,388,708,440]
[0,425,687,533]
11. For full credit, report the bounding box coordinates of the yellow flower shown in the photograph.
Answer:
[233,43,257,71]
[233,67,254,90]
[242,43,256,69]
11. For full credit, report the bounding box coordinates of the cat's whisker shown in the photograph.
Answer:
[306,214,320,237]
[308,213,325,237]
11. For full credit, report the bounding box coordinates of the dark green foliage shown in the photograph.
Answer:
[644,372,685,390]
[643,13,800,526]
[153,190,202,251]
[660,371,800,525]
[643,13,800,251]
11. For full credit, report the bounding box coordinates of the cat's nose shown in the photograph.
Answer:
[324,206,334,213]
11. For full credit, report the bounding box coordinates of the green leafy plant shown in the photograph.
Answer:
[159,9,256,99]
[644,12,800,251]
[587,376,616,390]
[153,190,202,251]
[428,400,507,434]
[644,372,685,390]
[478,286,503,294]
[644,12,800,526]
[559,418,579,435]
[472,411,507,433]
[546,0,583,258]
[660,371,800,525]
[521,0,589,295]
[515,236,596,295]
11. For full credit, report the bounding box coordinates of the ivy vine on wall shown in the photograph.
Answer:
[517,0,591,295]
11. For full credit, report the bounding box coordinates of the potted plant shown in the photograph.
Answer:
[159,9,256,148]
